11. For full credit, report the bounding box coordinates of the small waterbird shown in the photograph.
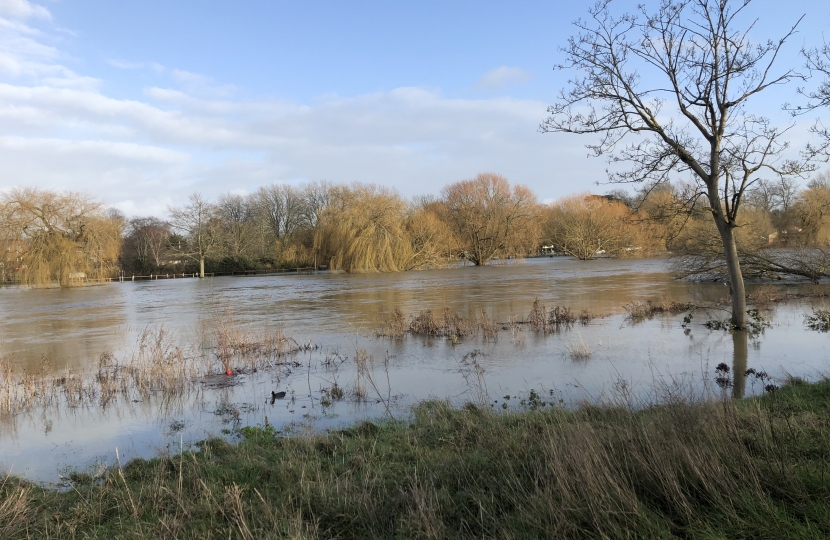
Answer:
[270,390,287,404]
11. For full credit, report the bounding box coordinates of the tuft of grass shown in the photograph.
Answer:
[565,334,591,360]
[748,284,782,305]
[1,380,829,539]
[624,297,694,322]
[377,307,407,338]
[409,307,472,339]
[805,308,830,332]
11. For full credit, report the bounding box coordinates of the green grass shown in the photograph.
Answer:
[2,380,830,539]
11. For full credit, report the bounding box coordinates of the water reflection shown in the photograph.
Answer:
[732,331,748,399]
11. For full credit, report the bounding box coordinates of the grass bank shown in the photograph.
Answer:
[2,380,829,539]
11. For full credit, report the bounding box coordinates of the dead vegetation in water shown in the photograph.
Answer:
[408,307,473,339]
[0,328,199,418]
[527,299,596,333]
[624,297,696,322]
[747,284,783,305]
[203,310,317,371]
[378,300,597,341]
[0,320,312,419]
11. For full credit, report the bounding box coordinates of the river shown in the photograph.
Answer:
[1,257,828,482]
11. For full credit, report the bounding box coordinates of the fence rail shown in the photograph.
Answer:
[0,267,322,286]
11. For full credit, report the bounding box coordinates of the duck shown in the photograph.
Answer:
[270,390,287,404]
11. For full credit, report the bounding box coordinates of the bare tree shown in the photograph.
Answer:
[541,0,809,328]
[126,217,171,269]
[301,181,334,231]
[216,193,256,259]
[253,184,305,243]
[798,37,830,160]
[169,193,221,278]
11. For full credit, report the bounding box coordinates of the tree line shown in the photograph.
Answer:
[3,170,830,286]
[0,174,539,284]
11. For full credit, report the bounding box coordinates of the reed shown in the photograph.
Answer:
[565,333,591,360]
[624,297,695,322]
[0,321,310,421]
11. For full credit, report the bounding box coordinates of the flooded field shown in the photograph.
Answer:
[1,257,828,483]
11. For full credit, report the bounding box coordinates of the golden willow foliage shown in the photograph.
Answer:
[441,173,541,265]
[0,188,123,286]
[314,184,455,272]
[792,182,830,246]
[668,206,774,256]
[544,194,658,260]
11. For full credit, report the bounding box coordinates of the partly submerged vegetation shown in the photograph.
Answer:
[1,377,828,539]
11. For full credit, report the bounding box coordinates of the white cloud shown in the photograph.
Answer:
[0,12,600,217]
[476,66,534,89]
[0,0,50,20]
[107,58,165,73]
[171,68,237,98]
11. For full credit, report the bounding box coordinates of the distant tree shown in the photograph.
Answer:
[546,194,649,259]
[125,217,171,269]
[314,184,450,272]
[252,185,305,243]
[441,173,540,265]
[216,193,256,260]
[0,188,123,286]
[169,193,221,278]
[792,176,830,245]
[541,0,809,328]
[744,178,799,229]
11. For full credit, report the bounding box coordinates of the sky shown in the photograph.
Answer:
[0,0,828,217]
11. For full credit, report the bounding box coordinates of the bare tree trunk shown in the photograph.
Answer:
[718,224,747,328]
[199,258,205,279]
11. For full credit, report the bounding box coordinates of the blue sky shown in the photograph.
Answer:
[0,0,828,216]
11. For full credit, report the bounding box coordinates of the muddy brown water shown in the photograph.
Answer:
[1,257,828,483]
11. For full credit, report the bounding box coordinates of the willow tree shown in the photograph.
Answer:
[315,184,440,272]
[0,188,123,286]
[541,0,809,328]
[546,194,651,259]
[441,173,540,265]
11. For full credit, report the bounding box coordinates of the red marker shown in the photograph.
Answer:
[226,369,232,375]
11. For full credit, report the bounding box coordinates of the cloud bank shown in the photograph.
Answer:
[0,6,598,217]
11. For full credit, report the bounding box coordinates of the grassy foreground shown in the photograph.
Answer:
[2,382,830,539]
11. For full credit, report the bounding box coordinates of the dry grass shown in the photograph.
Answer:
[408,307,472,339]
[205,309,316,371]
[0,319,310,420]
[565,333,591,360]
[527,299,596,333]
[747,284,783,305]
[376,307,407,338]
[475,310,499,342]
[379,301,597,342]
[624,297,695,322]
[1,380,828,538]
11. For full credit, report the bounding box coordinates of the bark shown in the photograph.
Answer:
[199,258,205,279]
[717,224,747,328]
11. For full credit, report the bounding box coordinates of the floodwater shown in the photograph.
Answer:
[1,257,828,483]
